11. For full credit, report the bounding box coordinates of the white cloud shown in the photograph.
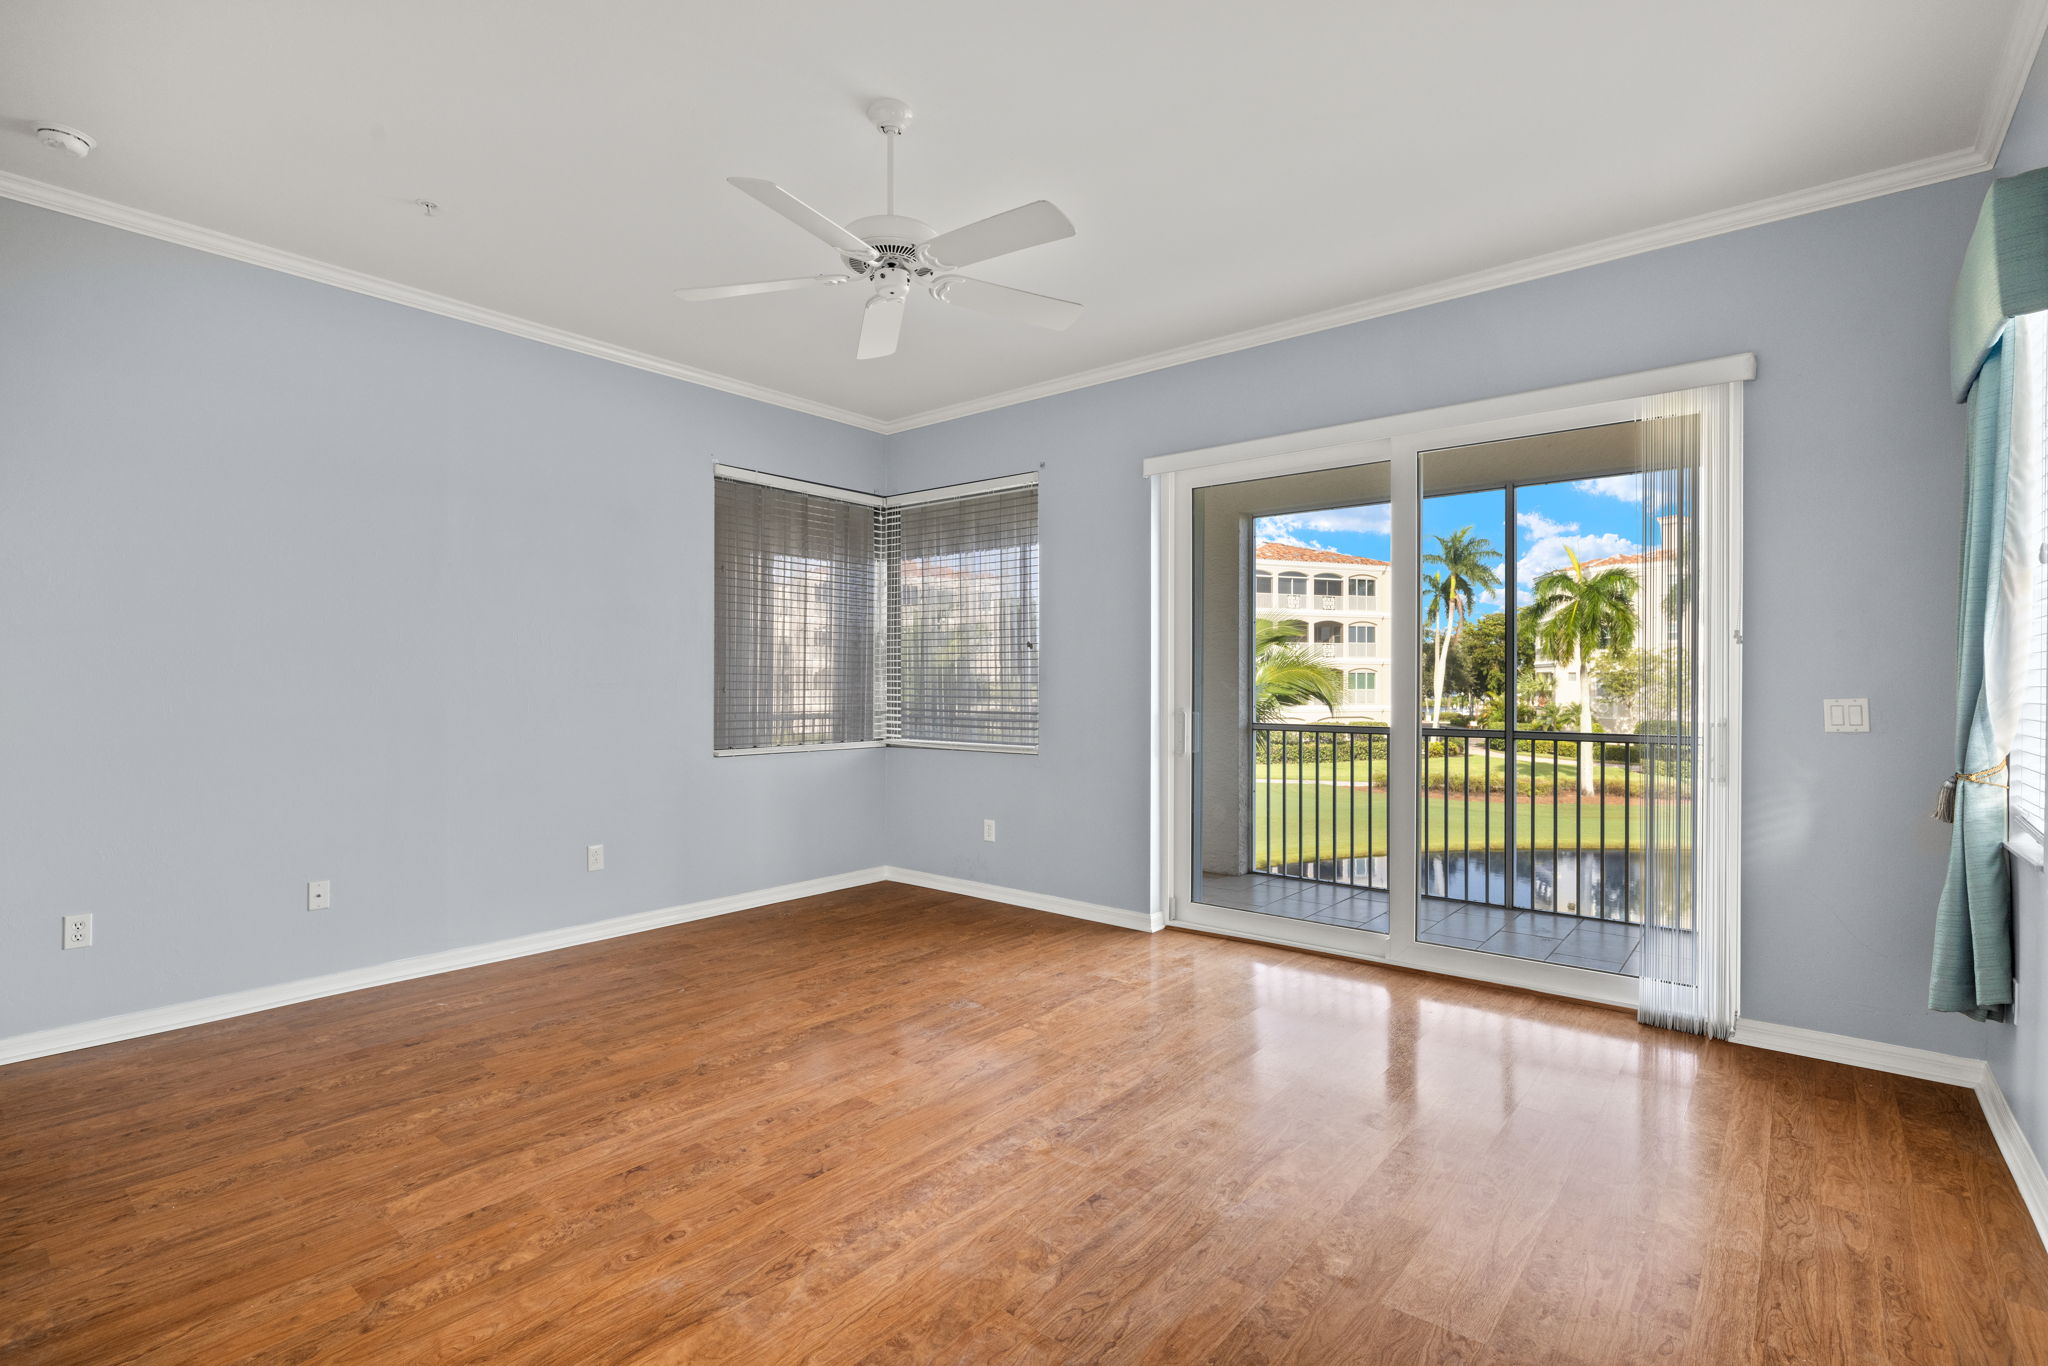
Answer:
[1516,510,1576,539]
[1516,533,1641,590]
[1572,475,1642,502]
[1260,505,1392,539]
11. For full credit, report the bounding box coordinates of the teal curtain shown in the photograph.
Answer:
[1953,168,2048,399]
[1933,166,2048,1019]
[1931,334,2014,1020]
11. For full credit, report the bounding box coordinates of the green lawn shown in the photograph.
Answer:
[1249,779,1690,865]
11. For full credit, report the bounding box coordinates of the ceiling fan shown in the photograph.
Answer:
[675,98,1081,360]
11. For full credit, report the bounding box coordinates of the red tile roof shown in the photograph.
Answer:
[1254,541,1388,567]
[1577,547,1672,570]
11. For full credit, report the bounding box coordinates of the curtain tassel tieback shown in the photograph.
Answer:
[1934,755,2008,823]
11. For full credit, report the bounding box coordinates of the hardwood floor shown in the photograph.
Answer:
[3,881,2043,1364]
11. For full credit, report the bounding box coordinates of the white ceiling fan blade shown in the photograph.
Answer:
[923,201,1074,269]
[856,293,906,360]
[929,275,1082,331]
[674,274,850,302]
[727,178,877,261]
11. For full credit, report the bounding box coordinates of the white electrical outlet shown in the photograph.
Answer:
[982,819,996,842]
[61,913,92,949]
[307,879,331,911]
[587,844,605,872]
[1822,698,1870,733]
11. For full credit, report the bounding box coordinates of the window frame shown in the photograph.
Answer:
[2006,313,2048,864]
[711,464,1041,757]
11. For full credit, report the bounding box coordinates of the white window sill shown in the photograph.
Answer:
[2007,831,2047,870]
[715,739,1038,757]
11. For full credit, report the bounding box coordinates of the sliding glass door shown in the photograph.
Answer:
[1159,374,1741,1019]
[1188,454,1406,938]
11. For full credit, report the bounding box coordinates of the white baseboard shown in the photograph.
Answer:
[1729,1017,2048,1252]
[881,866,1161,933]
[0,866,1158,1067]
[1978,1067,2048,1249]
[1727,1017,1990,1087]
[0,867,891,1066]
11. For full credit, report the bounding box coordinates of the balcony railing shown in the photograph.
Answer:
[1251,722,1695,925]
[1254,591,1384,613]
[1307,642,1384,660]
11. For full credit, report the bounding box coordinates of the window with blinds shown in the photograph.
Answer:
[2011,312,2048,843]
[713,477,878,751]
[882,487,1040,749]
[713,469,1039,754]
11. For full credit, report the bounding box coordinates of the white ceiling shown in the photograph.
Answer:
[2,1,2041,431]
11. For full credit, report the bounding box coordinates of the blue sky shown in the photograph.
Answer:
[1256,474,1651,617]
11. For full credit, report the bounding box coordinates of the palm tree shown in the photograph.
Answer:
[1527,547,1638,786]
[1421,528,1503,724]
[1253,617,1343,722]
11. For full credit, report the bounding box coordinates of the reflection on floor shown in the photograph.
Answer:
[1197,872,1642,976]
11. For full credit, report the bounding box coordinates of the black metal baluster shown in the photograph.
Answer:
[1598,742,1609,920]
[1622,752,1634,924]
[1540,737,1556,909]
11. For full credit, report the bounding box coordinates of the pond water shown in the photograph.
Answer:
[1265,849,1684,922]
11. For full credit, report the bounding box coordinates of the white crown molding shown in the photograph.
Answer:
[3,2,2040,442]
[1982,0,2048,167]
[877,147,1992,433]
[0,169,890,435]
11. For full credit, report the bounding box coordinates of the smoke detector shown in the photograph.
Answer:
[35,125,95,158]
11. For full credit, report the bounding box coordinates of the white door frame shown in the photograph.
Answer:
[1148,355,1751,1012]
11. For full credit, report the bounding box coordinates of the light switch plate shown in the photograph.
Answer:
[1823,698,1870,733]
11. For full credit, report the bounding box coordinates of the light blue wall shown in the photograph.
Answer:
[0,196,888,1038]
[885,172,1992,1059]
[0,122,2024,1074]
[1987,51,2048,1171]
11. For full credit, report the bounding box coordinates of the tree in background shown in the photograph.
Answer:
[1446,609,1534,706]
[1253,617,1343,722]
[1421,528,1502,725]
[1527,547,1638,786]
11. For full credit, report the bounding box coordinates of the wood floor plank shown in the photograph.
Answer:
[4,882,2044,1364]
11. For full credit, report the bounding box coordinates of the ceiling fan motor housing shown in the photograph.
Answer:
[843,214,937,278]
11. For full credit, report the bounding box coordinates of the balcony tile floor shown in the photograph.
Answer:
[1196,872,1641,976]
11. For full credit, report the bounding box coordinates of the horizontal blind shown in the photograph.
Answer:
[2013,313,2048,839]
[713,477,877,750]
[883,486,1039,749]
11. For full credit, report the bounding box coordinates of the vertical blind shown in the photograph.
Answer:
[882,487,1040,749]
[714,471,1039,753]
